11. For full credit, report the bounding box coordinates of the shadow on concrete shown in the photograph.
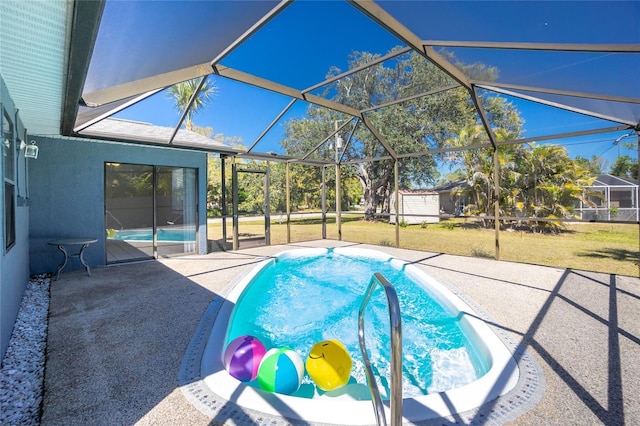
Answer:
[42,250,282,425]
[42,243,639,425]
[423,261,637,425]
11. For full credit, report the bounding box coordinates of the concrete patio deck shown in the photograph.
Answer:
[41,240,639,425]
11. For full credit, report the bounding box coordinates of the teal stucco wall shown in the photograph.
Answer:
[28,136,208,275]
[0,76,31,359]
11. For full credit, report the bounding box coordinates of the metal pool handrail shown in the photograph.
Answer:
[105,210,124,230]
[358,272,403,426]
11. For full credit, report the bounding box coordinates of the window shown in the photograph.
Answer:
[4,183,15,249]
[3,108,16,250]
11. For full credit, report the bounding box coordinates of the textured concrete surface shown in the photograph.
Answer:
[41,241,639,425]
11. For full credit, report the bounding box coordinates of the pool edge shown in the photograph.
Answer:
[179,247,546,425]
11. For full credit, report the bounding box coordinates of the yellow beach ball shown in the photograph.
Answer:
[306,339,352,391]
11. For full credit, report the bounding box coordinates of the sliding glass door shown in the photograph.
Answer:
[156,166,197,257]
[105,163,154,263]
[105,163,197,263]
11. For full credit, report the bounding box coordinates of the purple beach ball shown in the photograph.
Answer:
[223,335,267,382]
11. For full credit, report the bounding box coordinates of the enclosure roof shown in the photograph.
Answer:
[2,1,639,162]
[593,174,639,187]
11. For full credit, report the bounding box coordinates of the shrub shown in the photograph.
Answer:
[442,222,456,230]
[471,247,493,258]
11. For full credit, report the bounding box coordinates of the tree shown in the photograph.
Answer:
[513,144,595,222]
[575,155,606,175]
[282,48,519,220]
[610,155,638,179]
[446,129,596,228]
[442,123,523,227]
[280,108,367,213]
[167,78,215,131]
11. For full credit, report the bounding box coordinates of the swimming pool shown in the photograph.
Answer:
[108,228,195,242]
[198,247,520,424]
[226,248,486,399]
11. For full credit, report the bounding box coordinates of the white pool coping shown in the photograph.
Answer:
[200,247,520,425]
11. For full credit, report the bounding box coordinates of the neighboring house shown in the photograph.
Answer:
[432,180,470,216]
[577,174,639,222]
[389,190,440,224]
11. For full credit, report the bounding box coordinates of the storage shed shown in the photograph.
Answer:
[390,190,440,224]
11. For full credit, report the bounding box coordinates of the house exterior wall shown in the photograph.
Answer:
[439,191,469,216]
[28,136,208,275]
[433,181,470,216]
[1,76,31,359]
[438,191,455,215]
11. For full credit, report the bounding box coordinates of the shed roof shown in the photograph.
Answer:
[396,189,439,196]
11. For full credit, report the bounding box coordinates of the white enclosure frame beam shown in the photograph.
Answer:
[350,0,472,90]
[423,40,640,53]
[475,82,640,105]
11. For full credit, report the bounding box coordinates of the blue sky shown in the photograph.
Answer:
[105,0,639,170]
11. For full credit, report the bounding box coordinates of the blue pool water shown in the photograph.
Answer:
[226,249,488,399]
[110,228,195,242]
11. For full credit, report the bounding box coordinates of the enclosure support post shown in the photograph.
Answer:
[637,132,640,276]
[321,165,327,239]
[336,163,342,241]
[493,148,500,260]
[286,161,291,244]
[221,156,227,248]
[152,167,158,259]
[265,162,271,246]
[394,159,400,248]
[335,120,342,241]
[232,158,239,251]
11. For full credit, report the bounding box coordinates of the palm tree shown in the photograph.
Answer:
[507,144,596,232]
[526,145,595,218]
[446,124,596,230]
[447,125,520,227]
[167,77,215,131]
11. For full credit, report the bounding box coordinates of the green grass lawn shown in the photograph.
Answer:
[208,217,639,277]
